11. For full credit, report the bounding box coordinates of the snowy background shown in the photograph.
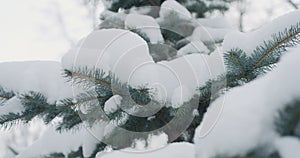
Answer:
[0,0,299,157]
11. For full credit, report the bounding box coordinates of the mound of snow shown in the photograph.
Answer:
[0,61,72,102]
[223,10,300,56]
[190,26,232,43]
[16,121,113,158]
[160,0,192,20]
[274,137,300,158]
[177,41,210,56]
[125,14,164,44]
[195,46,300,157]
[97,142,194,158]
[196,17,233,29]
[62,29,225,108]
[104,95,122,114]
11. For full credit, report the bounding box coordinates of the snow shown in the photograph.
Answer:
[101,0,115,9]
[196,17,233,29]
[274,137,300,158]
[104,95,122,114]
[2,2,299,157]
[195,46,300,157]
[0,61,90,157]
[159,51,225,87]
[178,24,232,57]
[98,142,194,158]
[0,27,219,156]
[224,0,296,32]
[177,41,210,56]
[125,14,164,44]
[0,61,72,103]
[100,10,117,20]
[171,85,192,108]
[154,51,224,106]
[82,122,111,157]
[128,6,153,15]
[16,126,85,158]
[190,26,232,43]
[159,0,192,20]
[100,12,127,29]
[0,97,24,116]
[146,133,168,150]
[129,133,168,151]
[223,10,300,56]
[61,29,154,82]
[49,25,225,156]
[62,29,225,108]
[193,109,199,117]
[0,61,80,157]
[0,119,46,158]
[131,52,225,107]
[16,121,112,158]
[204,0,228,6]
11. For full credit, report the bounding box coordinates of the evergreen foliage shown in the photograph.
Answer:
[200,22,300,101]
[0,87,15,105]
[103,0,234,18]
[1,21,299,156]
[276,100,300,138]
[175,23,300,144]
[1,0,300,157]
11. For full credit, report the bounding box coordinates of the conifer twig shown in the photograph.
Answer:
[248,28,300,74]
[201,24,300,103]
